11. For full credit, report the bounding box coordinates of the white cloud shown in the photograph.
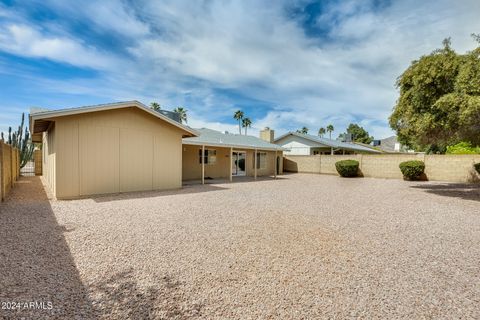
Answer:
[2,0,480,139]
[0,24,119,69]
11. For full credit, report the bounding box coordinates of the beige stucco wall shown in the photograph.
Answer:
[182,146,283,180]
[46,107,184,199]
[284,154,480,183]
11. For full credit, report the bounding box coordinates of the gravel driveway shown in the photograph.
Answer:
[1,174,479,319]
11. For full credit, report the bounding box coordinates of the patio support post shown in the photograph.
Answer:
[331,147,334,155]
[201,145,205,185]
[254,149,257,180]
[274,150,277,179]
[229,147,233,182]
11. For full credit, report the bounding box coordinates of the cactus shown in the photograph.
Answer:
[6,113,34,168]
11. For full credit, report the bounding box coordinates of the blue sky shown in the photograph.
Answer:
[0,0,479,139]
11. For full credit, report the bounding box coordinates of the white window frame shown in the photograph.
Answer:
[255,152,267,169]
[199,148,217,165]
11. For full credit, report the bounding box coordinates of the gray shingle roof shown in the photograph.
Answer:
[182,128,284,151]
[274,132,380,153]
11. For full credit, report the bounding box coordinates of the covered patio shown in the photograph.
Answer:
[182,128,284,185]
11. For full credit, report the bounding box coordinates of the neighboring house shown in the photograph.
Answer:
[372,136,410,153]
[274,131,381,155]
[30,101,197,199]
[182,128,284,183]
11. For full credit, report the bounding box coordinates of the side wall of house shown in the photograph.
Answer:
[42,124,56,196]
[53,107,184,199]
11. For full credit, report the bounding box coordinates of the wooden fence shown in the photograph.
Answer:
[284,154,480,183]
[0,141,20,201]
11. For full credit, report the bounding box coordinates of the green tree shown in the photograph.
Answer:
[318,127,326,137]
[150,102,161,111]
[233,110,244,134]
[173,107,187,124]
[326,124,334,139]
[389,37,480,151]
[242,117,252,135]
[343,123,374,144]
[296,127,309,134]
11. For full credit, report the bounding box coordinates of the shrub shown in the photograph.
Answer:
[399,160,425,180]
[335,160,360,177]
[446,142,480,154]
[475,163,480,174]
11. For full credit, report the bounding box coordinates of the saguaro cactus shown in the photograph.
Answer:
[6,113,34,168]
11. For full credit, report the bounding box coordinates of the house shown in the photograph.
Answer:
[371,136,410,153]
[29,101,197,199]
[182,128,284,183]
[273,131,381,155]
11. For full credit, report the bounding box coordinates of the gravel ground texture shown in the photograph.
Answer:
[1,174,480,319]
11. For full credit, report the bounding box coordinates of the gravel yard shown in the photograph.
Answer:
[1,174,480,319]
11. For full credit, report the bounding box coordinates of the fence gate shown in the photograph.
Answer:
[20,161,35,176]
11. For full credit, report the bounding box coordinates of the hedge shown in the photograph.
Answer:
[399,160,425,180]
[335,160,360,177]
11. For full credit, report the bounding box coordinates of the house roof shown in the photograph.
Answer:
[376,136,399,152]
[274,131,381,153]
[182,128,285,151]
[29,101,198,140]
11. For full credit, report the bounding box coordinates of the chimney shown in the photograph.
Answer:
[260,127,274,143]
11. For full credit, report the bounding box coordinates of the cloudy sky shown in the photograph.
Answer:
[0,0,479,139]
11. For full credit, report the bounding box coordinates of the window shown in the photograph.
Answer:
[254,152,267,169]
[198,149,217,165]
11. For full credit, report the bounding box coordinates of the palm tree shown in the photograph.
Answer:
[318,127,326,137]
[150,102,161,111]
[173,107,187,124]
[326,124,334,139]
[296,127,309,134]
[233,110,244,134]
[242,117,252,135]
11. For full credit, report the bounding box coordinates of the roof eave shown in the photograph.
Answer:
[30,101,198,137]
[182,140,285,151]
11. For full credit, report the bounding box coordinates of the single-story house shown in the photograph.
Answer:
[182,128,284,183]
[274,131,381,155]
[371,136,415,153]
[30,101,197,199]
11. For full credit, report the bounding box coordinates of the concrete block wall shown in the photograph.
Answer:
[284,154,480,183]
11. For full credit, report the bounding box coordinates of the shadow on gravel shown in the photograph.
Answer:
[0,176,95,319]
[89,269,203,319]
[92,184,228,203]
[410,183,480,202]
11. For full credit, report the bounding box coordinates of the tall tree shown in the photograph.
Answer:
[296,127,309,134]
[173,107,187,124]
[342,123,374,144]
[326,124,334,139]
[390,37,480,151]
[242,117,252,135]
[233,110,244,134]
[318,127,326,137]
[150,102,161,111]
